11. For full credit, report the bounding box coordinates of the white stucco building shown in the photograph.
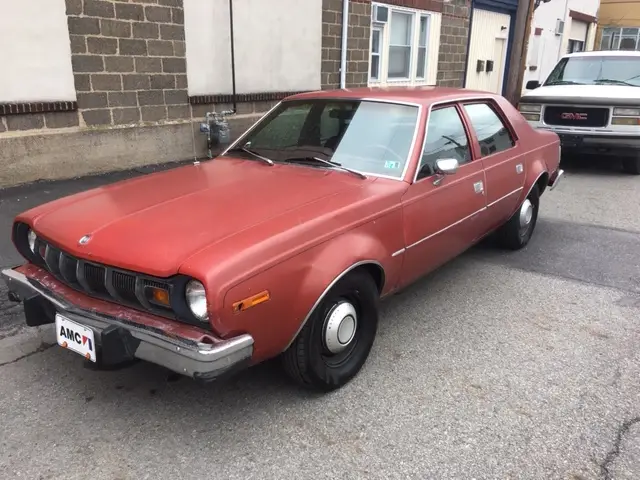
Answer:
[522,0,600,92]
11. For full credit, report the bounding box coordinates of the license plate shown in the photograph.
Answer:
[55,314,97,362]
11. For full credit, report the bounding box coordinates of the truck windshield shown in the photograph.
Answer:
[544,55,640,87]
[229,99,419,179]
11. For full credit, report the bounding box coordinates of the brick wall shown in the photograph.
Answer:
[321,0,371,89]
[436,0,471,88]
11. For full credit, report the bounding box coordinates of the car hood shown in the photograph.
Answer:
[521,84,640,104]
[24,157,375,277]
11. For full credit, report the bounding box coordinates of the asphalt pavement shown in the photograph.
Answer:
[0,156,639,479]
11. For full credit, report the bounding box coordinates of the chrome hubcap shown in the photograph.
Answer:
[519,199,533,229]
[323,301,358,354]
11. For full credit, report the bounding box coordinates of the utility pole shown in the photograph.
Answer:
[505,0,535,105]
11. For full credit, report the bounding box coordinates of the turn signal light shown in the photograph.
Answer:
[611,116,640,126]
[147,287,170,306]
[233,290,270,313]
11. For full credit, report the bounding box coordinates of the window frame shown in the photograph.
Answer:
[600,26,640,50]
[369,2,435,86]
[370,25,384,81]
[413,102,476,184]
[459,100,518,159]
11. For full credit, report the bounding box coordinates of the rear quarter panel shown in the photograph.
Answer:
[497,96,560,203]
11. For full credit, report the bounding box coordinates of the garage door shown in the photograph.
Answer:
[465,9,511,94]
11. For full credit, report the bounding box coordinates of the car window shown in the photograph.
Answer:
[417,106,471,180]
[248,103,312,149]
[463,103,515,157]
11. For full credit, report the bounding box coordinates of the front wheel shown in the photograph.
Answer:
[282,270,379,391]
[622,157,640,175]
[496,185,540,250]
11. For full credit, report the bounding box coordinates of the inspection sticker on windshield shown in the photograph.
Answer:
[384,160,401,169]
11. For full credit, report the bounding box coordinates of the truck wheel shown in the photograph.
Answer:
[496,185,540,250]
[282,270,379,391]
[622,157,640,175]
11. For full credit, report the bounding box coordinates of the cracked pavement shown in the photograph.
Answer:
[0,156,639,479]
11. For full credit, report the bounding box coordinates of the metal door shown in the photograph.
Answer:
[465,9,510,94]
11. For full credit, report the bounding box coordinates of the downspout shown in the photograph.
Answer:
[229,0,237,112]
[340,0,350,89]
[462,0,475,88]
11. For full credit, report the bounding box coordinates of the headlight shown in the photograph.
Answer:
[613,107,640,116]
[27,229,37,253]
[185,280,208,321]
[521,113,541,122]
[519,103,542,113]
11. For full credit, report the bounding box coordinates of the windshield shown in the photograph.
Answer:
[228,99,419,178]
[544,55,640,87]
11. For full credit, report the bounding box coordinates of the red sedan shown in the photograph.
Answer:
[2,87,563,391]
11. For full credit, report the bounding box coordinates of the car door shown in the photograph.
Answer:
[399,103,488,288]
[460,101,524,235]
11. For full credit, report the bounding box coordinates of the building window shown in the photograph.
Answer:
[370,26,383,81]
[369,3,435,86]
[600,27,640,51]
[568,39,584,53]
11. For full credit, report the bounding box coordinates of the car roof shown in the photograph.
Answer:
[285,86,499,107]
[564,50,640,58]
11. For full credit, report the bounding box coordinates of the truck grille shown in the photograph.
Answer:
[34,237,173,318]
[543,106,610,127]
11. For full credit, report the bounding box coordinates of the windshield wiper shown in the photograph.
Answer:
[285,156,367,179]
[545,80,583,86]
[225,145,274,165]
[595,78,638,87]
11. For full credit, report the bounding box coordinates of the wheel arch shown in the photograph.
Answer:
[281,259,385,353]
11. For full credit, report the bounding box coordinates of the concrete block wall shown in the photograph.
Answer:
[436,0,471,88]
[65,0,191,127]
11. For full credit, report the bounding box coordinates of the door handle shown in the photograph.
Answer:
[473,181,484,194]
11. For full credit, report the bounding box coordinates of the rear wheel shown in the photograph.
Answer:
[622,157,640,175]
[496,185,540,250]
[282,270,379,391]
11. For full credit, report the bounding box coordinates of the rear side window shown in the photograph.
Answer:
[463,103,515,157]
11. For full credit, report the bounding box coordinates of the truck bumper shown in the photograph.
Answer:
[555,133,640,155]
[1,266,253,382]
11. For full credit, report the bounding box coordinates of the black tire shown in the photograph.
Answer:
[282,270,379,392]
[496,184,540,250]
[622,157,640,175]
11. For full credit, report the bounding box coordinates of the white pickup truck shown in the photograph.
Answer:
[518,50,640,175]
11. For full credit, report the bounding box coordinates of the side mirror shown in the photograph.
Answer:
[526,80,541,90]
[435,158,459,175]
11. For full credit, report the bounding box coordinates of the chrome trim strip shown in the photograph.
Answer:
[525,171,548,199]
[282,260,385,352]
[224,97,423,183]
[1,268,254,379]
[486,187,523,208]
[406,207,487,250]
[391,248,406,257]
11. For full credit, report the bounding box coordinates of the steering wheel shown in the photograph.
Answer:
[362,144,405,164]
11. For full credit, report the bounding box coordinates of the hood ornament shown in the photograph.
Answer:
[78,235,91,245]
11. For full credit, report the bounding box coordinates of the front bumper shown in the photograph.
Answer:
[1,266,254,382]
[548,168,564,191]
[553,132,640,155]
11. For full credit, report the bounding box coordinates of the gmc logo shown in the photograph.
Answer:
[561,112,588,120]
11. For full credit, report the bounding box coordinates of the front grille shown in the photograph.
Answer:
[34,238,173,318]
[543,106,610,127]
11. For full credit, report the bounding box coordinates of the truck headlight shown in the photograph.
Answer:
[519,103,542,113]
[613,107,640,116]
[185,280,208,321]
